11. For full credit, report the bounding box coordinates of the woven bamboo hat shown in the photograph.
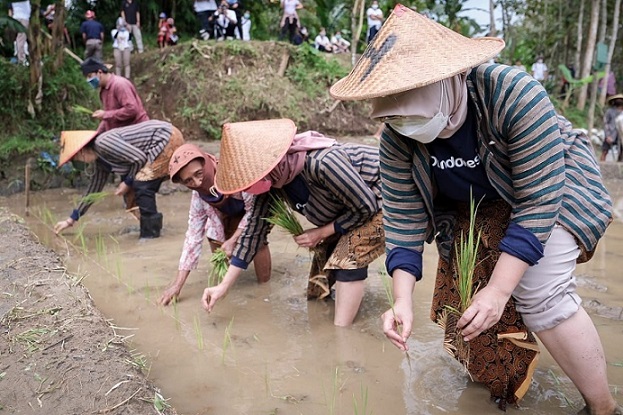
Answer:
[215,119,297,194]
[58,130,98,167]
[329,4,505,101]
[607,94,623,104]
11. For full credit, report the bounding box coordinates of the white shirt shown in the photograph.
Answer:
[216,9,237,27]
[112,28,131,50]
[531,61,548,81]
[11,1,31,21]
[282,0,300,15]
[241,17,251,40]
[366,7,382,28]
[314,34,331,49]
[331,35,350,48]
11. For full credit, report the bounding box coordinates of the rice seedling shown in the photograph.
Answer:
[193,315,204,350]
[94,232,107,262]
[437,194,482,375]
[72,221,89,254]
[76,191,111,207]
[326,366,341,415]
[353,382,371,415]
[114,258,122,282]
[263,194,304,236]
[209,249,229,286]
[152,391,171,413]
[72,104,94,115]
[125,349,150,374]
[221,317,235,364]
[380,269,412,372]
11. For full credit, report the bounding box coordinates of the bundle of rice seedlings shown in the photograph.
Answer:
[209,248,229,285]
[437,195,481,375]
[77,191,111,206]
[263,194,304,236]
[72,104,94,115]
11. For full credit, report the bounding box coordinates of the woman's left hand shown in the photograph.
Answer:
[294,223,334,249]
[456,285,511,341]
[115,182,131,196]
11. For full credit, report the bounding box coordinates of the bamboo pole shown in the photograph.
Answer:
[25,158,32,216]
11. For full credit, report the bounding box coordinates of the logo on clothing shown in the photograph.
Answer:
[431,154,481,170]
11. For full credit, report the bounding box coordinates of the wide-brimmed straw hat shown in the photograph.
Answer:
[329,4,505,101]
[607,94,623,104]
[215,119,297,194]
[58,130,98,167]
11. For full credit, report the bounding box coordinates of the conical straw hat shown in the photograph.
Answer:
[58,130,98,167]
[330,4,505,101]
[215,119,297,194]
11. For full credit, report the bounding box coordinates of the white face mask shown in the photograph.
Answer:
[386,82,449,143]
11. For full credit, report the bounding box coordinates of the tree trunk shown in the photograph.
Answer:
[599,0,621,107]
[489,0,497,36]
[51,0,66,71]
[577,0,600,110]
[588,0,609,133]
[574,0,585,80]
[29,0,43,116]
[350,0,365,66]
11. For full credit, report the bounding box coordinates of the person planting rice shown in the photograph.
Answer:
[330,5,620,413]
[54,120,184,239]
[159,143,272,306]
[201,119,384,327]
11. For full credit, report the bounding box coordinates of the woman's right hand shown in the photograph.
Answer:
[159,285,181,306]
[201,283,229,313]
[54,218,74,235]
[381,297,413,351]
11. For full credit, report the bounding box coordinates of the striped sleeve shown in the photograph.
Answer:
[379,128,429,254]
[72,163,110,220]
[231,191,274,268]
[96,130,149,179]
[476,65,565,245]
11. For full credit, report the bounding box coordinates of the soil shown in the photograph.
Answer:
[0,207,177,415]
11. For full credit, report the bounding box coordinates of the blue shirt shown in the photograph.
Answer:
[80,20,104,40]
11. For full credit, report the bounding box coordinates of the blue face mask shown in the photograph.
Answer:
[87,76,100,89]
[244,13,250,19]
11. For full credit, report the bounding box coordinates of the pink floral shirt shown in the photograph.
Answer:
[178,191,254,271]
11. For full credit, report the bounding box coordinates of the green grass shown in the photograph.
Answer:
[193,315,204,351]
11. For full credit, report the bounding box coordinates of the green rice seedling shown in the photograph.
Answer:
[327,366,340,415]
[76,191,111,207]
[126,349,150,374]
[380,269,412,372]
[263,194,304,236]
[438,193,482,375]
[221,317,235,364]
[72,104,94,115]
[209,249,229,285]
[152,391,171,413]
[72,221,89,254]
[114,258,122,282]
[193,315,204,350]
[353,382,371,415]
[94,232,107,262]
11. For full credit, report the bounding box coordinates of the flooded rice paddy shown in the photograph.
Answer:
[3,179,623,415]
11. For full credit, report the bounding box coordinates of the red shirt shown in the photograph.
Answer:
[97,74,149,134]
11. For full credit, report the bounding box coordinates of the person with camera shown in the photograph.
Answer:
[215,2,237,40]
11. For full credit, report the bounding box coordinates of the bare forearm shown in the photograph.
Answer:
[392,269,416,305]
[488,252,530,297]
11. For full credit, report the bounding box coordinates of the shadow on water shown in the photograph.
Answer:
[3,179,623,415]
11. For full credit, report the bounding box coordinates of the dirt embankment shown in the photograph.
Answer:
[0,208,176,415]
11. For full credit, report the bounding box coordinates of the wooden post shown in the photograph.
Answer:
[25,158,32,216]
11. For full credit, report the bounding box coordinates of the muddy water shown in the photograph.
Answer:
[3,179,623,415]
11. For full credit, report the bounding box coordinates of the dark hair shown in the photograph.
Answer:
[80,58,109,76]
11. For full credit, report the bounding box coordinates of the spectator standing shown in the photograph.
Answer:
[366,0,383,43]
[531,55,548,82]
[80,10,105,60]
[238,10,251,41]
[111,17,132,79]
[194,0,218,40]
[121,0,143,53]
[279,0,302,44]
[601,94,623,161]
[215,2,237,40]
[314,28,332,52]
[331,30,350,53]
[226,0,243,40]
[9,0,31,65]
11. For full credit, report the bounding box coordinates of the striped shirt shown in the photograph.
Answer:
[231,143,382,268]
[70,120,172,220]
[381,63,612,278]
